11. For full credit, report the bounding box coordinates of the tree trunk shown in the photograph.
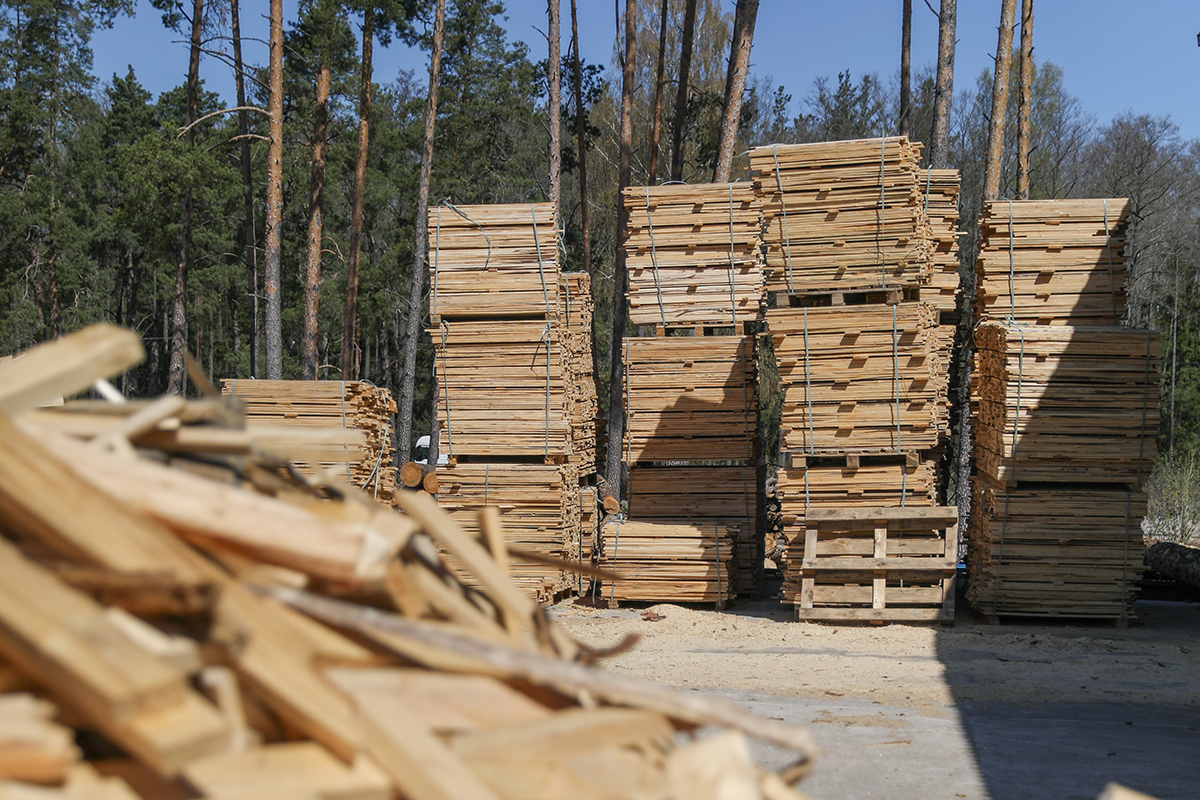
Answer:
[927,0,957,168]
[302,58,331,380]
[547,0,561,211]
[569,0,599,402]
[231,0,258,379]
[983,0,1017,201]
[1145,541,1200,590]
[898,0,911,137]
[264,0,284,380]
[399,0,445,461]
[605,0,636,495]
[712,0,758,183]
[1016,0,1033,199]
[669,0,696,182]
[648,0,668,185]
[168,0,204,394]
[342,6,375,381]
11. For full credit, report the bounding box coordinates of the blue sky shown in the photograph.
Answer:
[91,0,1200,141]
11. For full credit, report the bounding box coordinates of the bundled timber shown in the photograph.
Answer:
[222,379,396,504]
[792,507,958,623]
[435,463,582,602]
[621,183,765,325]
[561,272,597,473]
[974,198,1131,325]
[429,202,559,321]
[968,479,1145,620]
[750,136,933,293]
[628,466,757,595]
[0,323,820,800]
[598,519,734,605]
[770,303,946,453]
[624,335,756,462]
[972,323,1159,488]
[923,169,962,315]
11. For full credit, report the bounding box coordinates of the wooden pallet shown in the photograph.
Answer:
[792,506,957,623]
[598,519,734,606]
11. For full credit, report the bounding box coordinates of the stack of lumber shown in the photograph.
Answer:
[923,169,962,315]
[435,463,582,602]
[974,198,1131,325]
[791,507,958,623]
[221,379,396,503]
[629,466,757,593]
[0,323,820,800]
[750,137,932,294]
[578,484,598,566]
[968,481,1145,620]
[598,519,734,605]
[561,272,597,473]
[770,303,946,454]
[429,202,559,321]
[622,183,765,326]
[972,323,1159,487]
[624,335,756,462]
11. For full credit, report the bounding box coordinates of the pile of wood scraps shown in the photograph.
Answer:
[598,519,735,606]
[0,323,820,800]
[621,183,765,326]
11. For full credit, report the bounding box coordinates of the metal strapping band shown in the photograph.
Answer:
[771,145,795,293]
[892,304,901,454]
[577,484,583,595]
[432,206,442,319]
[531,205,552,457]
[341,381,350,481]
[924,166,932,212]
[1007,199,1016,321]
[728,184,738,327]
[803,307,814,453]
[1104,198,1119,323]
[609,515,623,605]
[738,338,753,564]
[644,187,667,327]
[714,522,723,608]
[624,335,632,468]
[542,322,552,457]
[439,322,454,458]
[879,137,887,289]
[437,201,493,317]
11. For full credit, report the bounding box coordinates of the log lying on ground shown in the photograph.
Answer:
[1144,540,1200,590]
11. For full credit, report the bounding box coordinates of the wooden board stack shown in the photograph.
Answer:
[221,379,397,504]
[622,183,765,326]
[0,324,819,800]
[968,197,1157,622]
[974,198,1131,325]
[598,519,735,604]
[923,169,963,316]
[750,136,932,294]
[561,272,597,473]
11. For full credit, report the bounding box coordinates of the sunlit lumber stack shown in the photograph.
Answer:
[428,202,559,321]
[0,323,820,799]
[770,302,946,453]
[968,481,1146,620]
[561,272,597,473]
[629,465,757,592]
[435,463,581,601]
[750,136,932,293]
[974,198,1131,325]
[792,507,958,623]
[598,519,735,604]
[622,183,765,325]
[624,335,756,462]
[972,323,1159,487]
[222,379,396,503]
[923,169,962,315]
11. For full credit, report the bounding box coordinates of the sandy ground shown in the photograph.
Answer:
[549,592,1200,800]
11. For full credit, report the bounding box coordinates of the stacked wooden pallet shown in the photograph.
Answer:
[429,202,559,321]
[770,302,946,454]
[622,183,765,325]
[436,463,581,602]
[598,519,735,604]
[624,335,756,462]
[750,136,932,293]
[974,198,1131,325]
[968,481,1146,620]
[222,379,396,504]
[973,323,1159,487]
[923,169,962,315]
[561,272,597,473]
[792,507,958,623]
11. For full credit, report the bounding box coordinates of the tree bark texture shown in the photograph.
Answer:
[231,0,258,378]
[342,6,375,382]
[168,0,204,395]
[547,0,561,211]
[899,0,911,137]
[264,0,284,380]
[927,0,957,168]
[1016,0,1033,199]
[302,61,330,380]
[399,0,445,461]
[669,0,696,182]
[712,0,758,183]
[605,0,636,495]
[648,0,668,185]
[983,0,1017,201]
[1145,541,1200,590]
